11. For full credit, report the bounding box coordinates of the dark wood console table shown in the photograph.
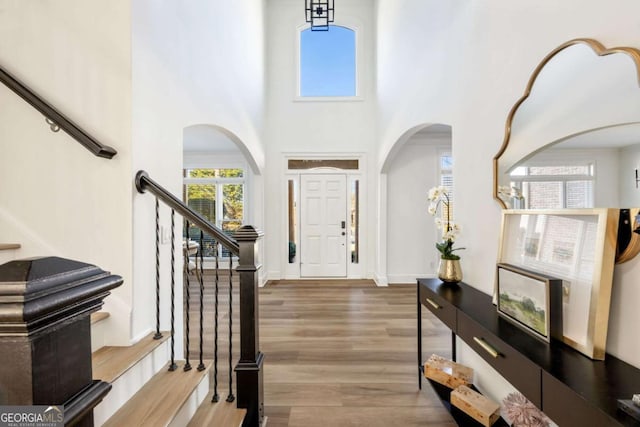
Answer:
[417,278,640,427]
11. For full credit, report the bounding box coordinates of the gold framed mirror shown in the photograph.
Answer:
[493,38,640,263]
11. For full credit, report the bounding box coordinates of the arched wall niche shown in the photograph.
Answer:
[380,123,452,173]
[183,123,261,175]
[378,122,453,284]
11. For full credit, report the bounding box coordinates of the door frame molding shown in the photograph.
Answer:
[281,152,367,280]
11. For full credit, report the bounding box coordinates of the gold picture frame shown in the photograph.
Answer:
[497,209,618,359]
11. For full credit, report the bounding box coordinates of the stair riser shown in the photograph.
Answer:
[91,318,109,353]
[93,339,169,426]
[0,249,19,266]
[168,373,210,427]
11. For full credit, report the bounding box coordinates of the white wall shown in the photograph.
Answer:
[386,136,447,283]
[613,142,640,364]
[131,0,267,342]
[264,0,377,280]
[0,0,267,346]
[618,143,640,207]
[0,0,134,344]
[376,0,640,413]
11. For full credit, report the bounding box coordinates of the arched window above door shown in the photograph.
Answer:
[299,25,357,97]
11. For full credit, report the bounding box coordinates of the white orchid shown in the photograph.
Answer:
[498,185,524,200]
[427,186,465,260]
[427,186,446,202]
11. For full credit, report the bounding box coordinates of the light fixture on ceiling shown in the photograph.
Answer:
[305,0,334,31]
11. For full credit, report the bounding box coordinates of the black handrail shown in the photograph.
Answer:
[0,66,117,159]
[135,170,240,255]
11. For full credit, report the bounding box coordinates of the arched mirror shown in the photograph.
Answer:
[493,38,640,262]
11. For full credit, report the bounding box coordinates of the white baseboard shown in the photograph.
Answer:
[373,273,388,287]
[387,273,436,284]
[266,271,281,281]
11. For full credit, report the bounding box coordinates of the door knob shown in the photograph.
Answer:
[341,232,346,236]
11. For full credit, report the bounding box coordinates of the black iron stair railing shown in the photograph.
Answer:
[0,65,117,159]
[135,170,264,427]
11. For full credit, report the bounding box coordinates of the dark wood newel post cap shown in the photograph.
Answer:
[0,256,123,335]
[0,256,123,425]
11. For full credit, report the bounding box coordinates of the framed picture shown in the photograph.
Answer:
[497,209,619,359]
[496,263,563,342]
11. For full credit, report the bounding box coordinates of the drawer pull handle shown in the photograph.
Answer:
[473,337,500,358]
[426,298,441,310]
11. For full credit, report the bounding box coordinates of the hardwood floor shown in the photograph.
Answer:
[187,276,456,426]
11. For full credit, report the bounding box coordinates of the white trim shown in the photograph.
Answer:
[387,273,436,284]
[294,96,364,102]
[281,152,367,280]
[373,273,388,287]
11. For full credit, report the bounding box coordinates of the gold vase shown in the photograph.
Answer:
[438,258,463,283]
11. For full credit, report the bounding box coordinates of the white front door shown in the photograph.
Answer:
[300,174,347,277]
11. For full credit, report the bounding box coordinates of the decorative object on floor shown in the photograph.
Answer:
[497,209,618,360]
[451,385,501,427]
[502,392,551,427]
[424,354,473,389]
[427,185,465,283]
[496,263,562,342]
[305,0,334,31]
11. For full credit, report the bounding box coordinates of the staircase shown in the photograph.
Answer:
[0,244,258,426]
[90,330,246,426]
[0,173,265,426]
[0,62,263,426]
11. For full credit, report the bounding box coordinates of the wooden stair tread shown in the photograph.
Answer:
[90,311,109,324]
[188,397,246,427]
[0,243,20,250]
[104,361,211,427]
[93,331,169,383]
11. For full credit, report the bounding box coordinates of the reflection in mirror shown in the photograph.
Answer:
[494,39,640,209]
[505,123,640,209]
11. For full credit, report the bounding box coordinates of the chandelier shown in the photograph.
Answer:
[305,0,334,31]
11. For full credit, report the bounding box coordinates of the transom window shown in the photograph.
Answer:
[510,164,594,209]
[299,25,356,97]
[183,168,244,257]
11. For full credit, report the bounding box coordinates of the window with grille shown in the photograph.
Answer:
[509,164,594,209]
[440,152,454,222]
[183,168,244,258]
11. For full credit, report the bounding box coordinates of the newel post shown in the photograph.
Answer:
[0,257,123,426]
[234,225,264,427]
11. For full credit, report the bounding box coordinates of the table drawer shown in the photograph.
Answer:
[542,372,618,427]
[458,311,541,407]
[420,287,456,331]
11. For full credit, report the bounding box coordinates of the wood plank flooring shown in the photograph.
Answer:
[187,276,455,427]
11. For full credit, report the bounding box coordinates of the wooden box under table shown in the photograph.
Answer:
[424,354,473,389]
[451,385,501,427]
